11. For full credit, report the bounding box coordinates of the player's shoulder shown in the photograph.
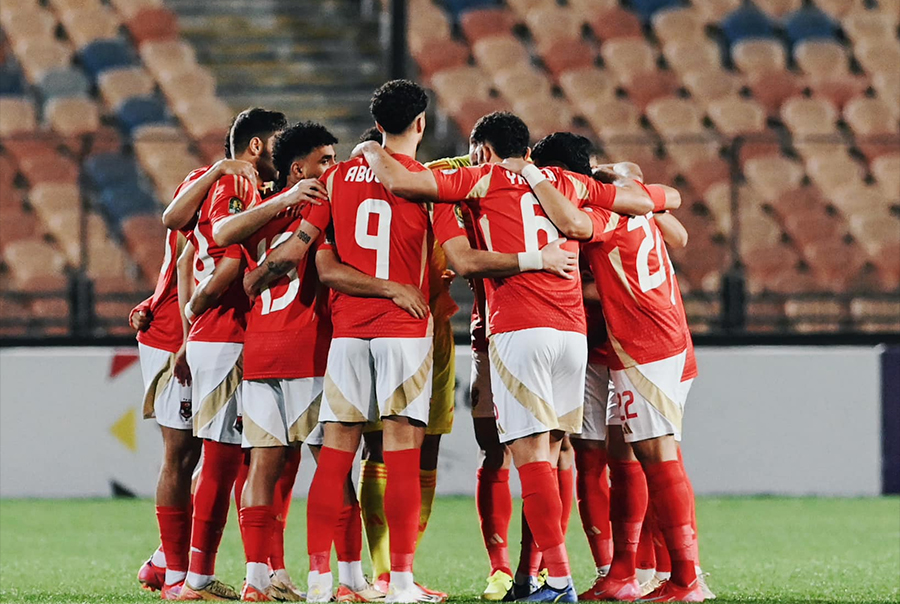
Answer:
[186,165,213,183]
[213,173,255,199]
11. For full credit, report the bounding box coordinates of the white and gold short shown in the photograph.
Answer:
[139,343,192,431]
[186,341,243,445]
[320,336,433,427]
[607,349,691,443]
[470,349,495,420]
[241,377,323,448]
[571,362,612,442]
[488,327,587,444]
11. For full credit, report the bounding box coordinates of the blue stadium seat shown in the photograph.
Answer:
[443,0,498,18]
[79,39,136,80]
[0,64,24,96]
[38,69,91,100]
[116,96,168,134]
[721,5,778,46]
[630,0,684,22]
[83,152,140,190]
[784,7,839,45]
[99,184,157,222]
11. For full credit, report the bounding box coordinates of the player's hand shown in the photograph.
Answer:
[500,157,529,174]
[129,309,151,331]
[441,269,456,289]
[173,344,192,387]
[540,238,577,280]
[613,161,643,183]
[214,159,258,186]
[280,178,328,209]
[387,282,429,319]
[350,140,379,159]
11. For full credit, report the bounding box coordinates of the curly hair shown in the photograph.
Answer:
[229,107,287,156]
[531,132,593,176]
[470,111,530,159]
[273,121,338,187]
[358,126,382,144]
[370,79,428,135]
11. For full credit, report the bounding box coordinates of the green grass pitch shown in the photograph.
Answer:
[1,497,898,603]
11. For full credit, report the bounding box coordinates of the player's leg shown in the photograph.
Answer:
[239,446,286,598]
[268,446,303,597]
[556,435,574,537]
[335,473,383,602]
[359,430,391,589]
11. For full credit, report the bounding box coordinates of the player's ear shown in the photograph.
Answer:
[292,160,304,180]
[416,113,426,134]
[524,147,532,161]
[375,122,385,134]
[248,136,263,157]
[482,145,494,165]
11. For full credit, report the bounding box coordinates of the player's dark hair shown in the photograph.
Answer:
[223,129,233,159]
[470,111,530,159]
[358,126,382,144]
[370,79,428,135]
[229,107,287,156]
[593,168,618,184]
[531,132,593,176]
[273,121,338,188]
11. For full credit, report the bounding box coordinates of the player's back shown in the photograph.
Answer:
[322,154,432,339]
[136,228,183,352]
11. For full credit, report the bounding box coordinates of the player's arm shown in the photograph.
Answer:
[185,254,242,323]
[129,298,152,331]
[174,237,194,386]
[315,248,429,319]
[356,141,440,200]
[441,236,577,280]
[162,159,257,230]
[654,212,689,248]
[243,221,323,297]
[583,280,601,303]
[213,179,328,247]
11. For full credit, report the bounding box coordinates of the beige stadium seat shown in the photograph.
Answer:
[829,182,893,218]
[525,7,582,51]
[16,39,73,84]
[668,140,721,173]
[805,152,866,193]
[146,154,203,191]
[873,0,900,26]
[494,65,554,105]
[842,9,896,44]
[744,155,805,202]
[98,67,155,109]
[49,0,103,13]
[472,35,531,75]
[682,70,743,109]
[843,96,897,137]
[3,9,57,52]
[872,71,900,120]
[732,39,787,75]
[408,15,452,53]
[582,97,642,138]
[58,7,120,49]
[849,212,900,257]
[430,66,493,113]
[754,0,803,17]
[159,65,217,103]
[707,97,766,136]
[512,97,575,140]
[855,39,900,76]
[785,299,845,333]
[174,97,234,139]
[567,0,618,24]
[781,96,839,146]
[558,67,615,114]
[871,153,900,200]
[739,204,784,252]
[3,239,68,285]
[850,298,900,332]
[662,39,722,75]
[692,0,742,23]
[28,182,81,225]
[139,40,197,80]
[601,38,657,81]
[0,98,37,137]
[646,97,704,136]
[505,0,554,19]
[108,0,163,20]
[652,7,705,44]
[814,0,865,20]
[794,40,849,80]
[45,97,100,137]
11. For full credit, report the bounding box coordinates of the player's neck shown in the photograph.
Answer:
[381,136,418,160]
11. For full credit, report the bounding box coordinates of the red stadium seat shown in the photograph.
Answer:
[461,8,516,43]
[126,7,179,43]
[451,97,509,139]
[620,70,679,111]
[18,152,79,186]
[683,158,731,198]
[590,8,643,41]
[540,39,596,79]
[412,39,470,80]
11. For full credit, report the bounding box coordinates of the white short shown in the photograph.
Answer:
[572,362,612,442]
[320,336,433,426]
[608,350,691,443]
[305,422,324,447]
[489,328,587,443]
[139,343,192,431]
[470,350,495,420]
[186,341,243,445]
[241,378,323,448]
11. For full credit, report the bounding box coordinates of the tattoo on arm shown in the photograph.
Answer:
[266,259,293,277]
[296,229,311,244]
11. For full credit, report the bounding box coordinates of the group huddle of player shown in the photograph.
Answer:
[129,79,712,603]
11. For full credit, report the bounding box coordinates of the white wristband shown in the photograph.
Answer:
[521,164,547,189]
[517,250,543,272]
[184,302,195,324]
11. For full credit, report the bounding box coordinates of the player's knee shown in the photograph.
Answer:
[631,434,678,465]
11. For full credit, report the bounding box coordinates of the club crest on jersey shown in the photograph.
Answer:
[228,197,244,214]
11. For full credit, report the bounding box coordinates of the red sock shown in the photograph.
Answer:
[636,507,657,571]
[518,461,569,578]
[233,450,250,541]
[307,447,355,573]
[574,448,612,569]
[384,448,421,573]
[476,467,512,576]
[189,440,243,576]
[653,518,671,574]
[157,505,191,575]
[557,466,574,537]
[644,460,696,587]
[518,512,543,577]
[240,505,276,564]
[606,459,648,581]
[269,448,301,570]
[336,500,363,562]
[678,448,700,565]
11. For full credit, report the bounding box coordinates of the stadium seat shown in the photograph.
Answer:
[79,38,136,79]
[525,7,582,51]
[707,97,767,137]
[589,7,643,41]
[567,0,618,24]
[16,39,74,84]
[849,210,900,260]
[460,7,516,43]
[827,182,894,218]
[753,0,803,18]
[662,39,722,76]
[45,96,101,138]
[125,7,179,43]
[807,74,869,110]
[513,96,575,140]
[646,97,705,136]
[682,70,743,109]
[804,238,868,292]
[82,152,140,190]
[739,203,784,252]
[805,152,866,193]
[172,97,234,139]
[2,9,57,53]
[850,298,900,332]
[744,70,800,115]
[540,39,596,78]
[843,97,898,160]
[720,5,778,47]
[691,0,742,24]
[854,39,900,77]
[731,38,786,75]
[59,7,121,49]
[683,157,731,199]
[0,204,39,247]
[871,153,900,201]
[97,66,155,109]
[408,5,452,52]
[0,98,37,137]
[108,0,163,18]
[99,184,157,221]
[783,7,839,45]
[745,155,805,202]
[28,182,81,223]
[0,63,25,96]
[784,299,845,332]
[620,70,679,111]
[558,67,615,115]
[842,10,896,45]
[449,97,508,138]
[794,40,849,79]
[601,38,657,81]
[116,96,168,134]
[17,149,79,185]
[430,66,493,113]
[872,71,900,120]
[158,65,217,102]
[49,0,104,13]
[651,7,706,44]
[472,35,531,75]
[411,39,470,80]
[38,68,91,100]
[780,96,840,154]
[493,64,553,105]
[813,0,861,20]
[583,97,643,138]
[629,0,683,22]
[3,239,68,284]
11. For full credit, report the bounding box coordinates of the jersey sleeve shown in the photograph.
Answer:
[208,175,257,228]
[584,176,618,211]
[224,244,244,259]
[584,207,619,245]
[301,198,332,232]
[431,203,467,245]
[432,165,492,203]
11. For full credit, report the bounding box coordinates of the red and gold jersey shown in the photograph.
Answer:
[173,165,215,246]
[241,193,333,380]
[581,209,692,370]
[321,154,432,339]
[580,255,614,367]
[187,174,256,343]
[432,164,617,336]
[672,273,698,381]
[134,228,183,353]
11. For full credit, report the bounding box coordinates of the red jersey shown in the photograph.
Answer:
[188,174,255,343]
[580,255,615,367]
[432,164,618,336]
[321,154,432,339]
[241,193,333,380]
[581,210,692,370]
[134,228,183,353]
[174,166,214,246]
